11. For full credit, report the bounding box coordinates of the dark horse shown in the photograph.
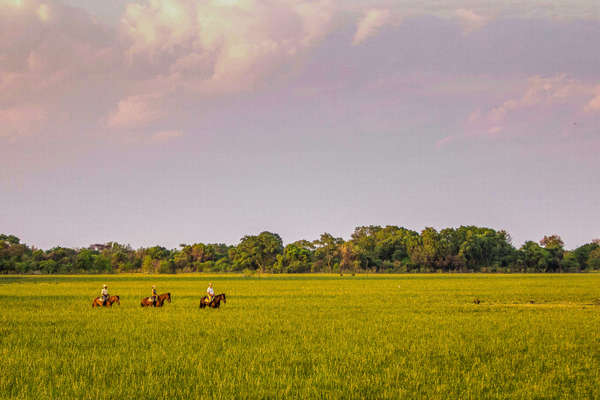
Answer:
[92,295,120,308]
[141,292,171,307]
[200,293,226,309]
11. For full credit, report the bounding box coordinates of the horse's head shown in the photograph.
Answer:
[114,295,120,305]
[221,293,226,303]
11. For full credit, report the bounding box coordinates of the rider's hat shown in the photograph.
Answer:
[103,284,107,288]
[152,285,156,288]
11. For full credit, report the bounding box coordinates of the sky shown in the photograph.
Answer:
[1,0,599,250]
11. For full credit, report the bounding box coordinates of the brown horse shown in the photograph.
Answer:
[141,292,171,307]
[200,293,226,309]
[92,295,120,308]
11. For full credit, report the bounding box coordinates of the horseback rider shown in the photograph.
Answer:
[101,284,109,306]
[151,285,158,306]
[206,282,214,304]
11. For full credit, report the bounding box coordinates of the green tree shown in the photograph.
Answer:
[312,233,343,272]
[39,259,58,274]
[588,248,600,270]
[278,240,314,273]
[146,246,170,260]
[339,242,359,274]
[142,255,156,273]
[560,251,580,272]
[518,241,551,272]
[540,235,564,272]
[75,249,95,272]
[158,260,175,274]
[232,232,283,273]
[573,242,600,270]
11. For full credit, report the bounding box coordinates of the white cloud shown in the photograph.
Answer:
[352,8,390,45]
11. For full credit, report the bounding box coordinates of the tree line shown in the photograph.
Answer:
[1,227,600,274]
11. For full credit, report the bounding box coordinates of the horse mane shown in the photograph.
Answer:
[215,293,226,302]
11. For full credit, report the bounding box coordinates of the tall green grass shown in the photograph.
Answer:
[1,274,599,399]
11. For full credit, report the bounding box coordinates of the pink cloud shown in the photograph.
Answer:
[99,0,337,131]
[121,0,334,92]
[353,9,391,45]
[148,129,183,144]
[454,9,489,34]
[3,0,338,142]
[438,75,600,150]
[107,94,164,130]
[0,0,120,142]
[584,85,600,112]
[435,135,457,148]
[2,0,600,153]
[472,75,596,130]
[0,104,47,140]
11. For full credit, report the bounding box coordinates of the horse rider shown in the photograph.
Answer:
[151,285,158,306]
[101,284,109,306]
[206,282,214,304]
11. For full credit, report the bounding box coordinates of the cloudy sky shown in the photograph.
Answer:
[1,0,599,250]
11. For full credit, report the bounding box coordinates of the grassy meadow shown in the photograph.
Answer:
[1,274,599,399]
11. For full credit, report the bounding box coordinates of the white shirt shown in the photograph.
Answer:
[101,288,108,296]
[207,287,214,296]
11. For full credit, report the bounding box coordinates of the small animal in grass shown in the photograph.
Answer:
[473,299,481,304]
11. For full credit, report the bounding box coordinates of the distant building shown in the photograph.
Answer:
[89,243,110,252]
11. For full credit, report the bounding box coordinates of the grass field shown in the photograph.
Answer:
[1,274,599,399]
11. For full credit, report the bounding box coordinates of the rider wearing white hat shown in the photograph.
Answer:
[101,284,109,306]
[206,282,215,303]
